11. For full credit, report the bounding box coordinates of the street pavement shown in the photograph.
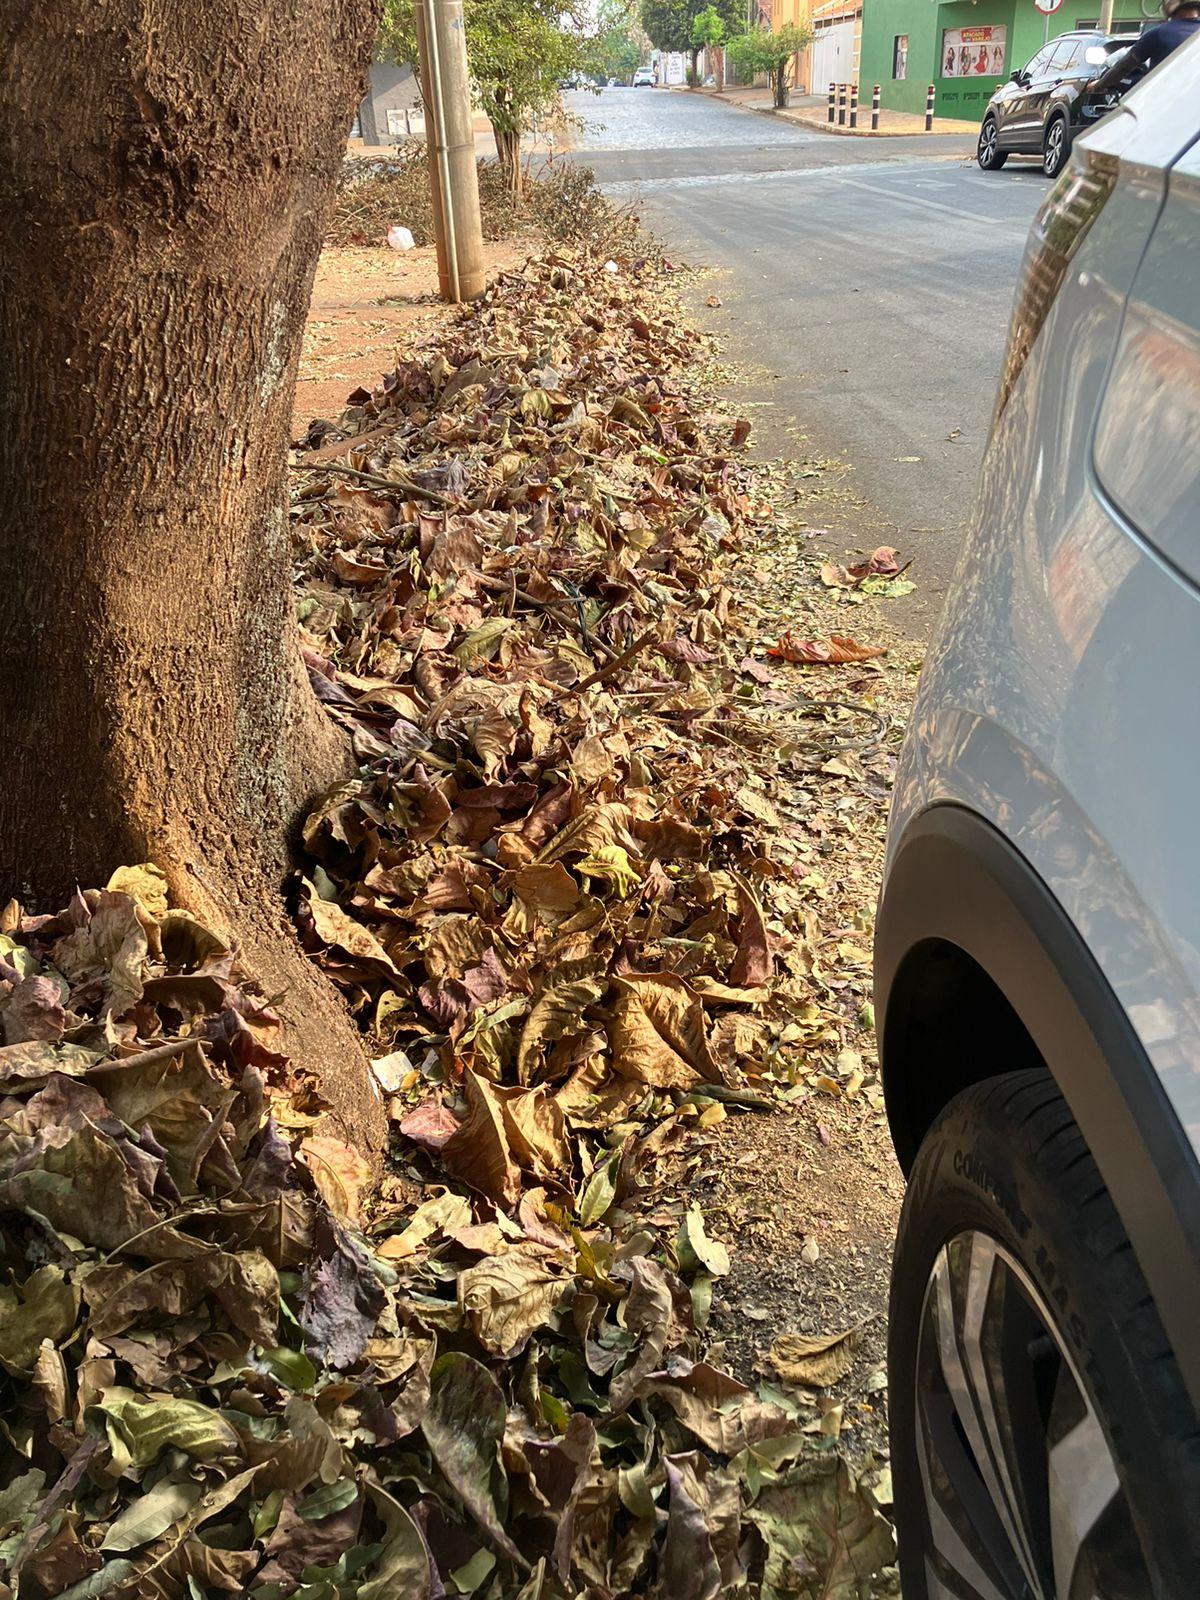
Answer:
[565,87,1050,626]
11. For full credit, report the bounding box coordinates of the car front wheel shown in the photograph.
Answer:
[888,1070,1200,1599]
[1043,114,1070,177]
[977,117,1007,170]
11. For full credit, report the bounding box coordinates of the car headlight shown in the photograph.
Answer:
[993,151,1118,422]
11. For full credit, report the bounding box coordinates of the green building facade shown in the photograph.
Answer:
[859,0,1148,121]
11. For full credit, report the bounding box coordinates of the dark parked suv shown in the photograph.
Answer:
[977,30,1137,176]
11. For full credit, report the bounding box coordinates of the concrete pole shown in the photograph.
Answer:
[1098,0,1116,30]
[413,0,486,303]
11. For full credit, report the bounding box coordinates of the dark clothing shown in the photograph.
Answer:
[1091,15,1200,95]
[1129,14,1200,67]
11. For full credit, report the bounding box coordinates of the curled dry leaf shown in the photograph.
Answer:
[767,633,887,665]
[769,1322,871,1388]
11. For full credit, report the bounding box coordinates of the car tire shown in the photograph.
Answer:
[977,117,1007,170]
[1043,113,1070,178]
[888,1069,1200,1599]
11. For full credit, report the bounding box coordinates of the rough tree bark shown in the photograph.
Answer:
[0,0,388,1152]
[487,90,523,197]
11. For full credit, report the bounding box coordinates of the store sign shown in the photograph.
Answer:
[941,25,1007,78]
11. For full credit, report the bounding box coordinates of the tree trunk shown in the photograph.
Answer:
[774,62,790,109]
[715,47,726,93]
[493,124,523,198]
[689,47,700,87]
[0,0,388,1153]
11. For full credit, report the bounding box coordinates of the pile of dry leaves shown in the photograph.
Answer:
[0,252,897,1599]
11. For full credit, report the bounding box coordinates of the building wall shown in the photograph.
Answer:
[356,61,422,146]
[770,0,820,95]
[860,0,1146,120]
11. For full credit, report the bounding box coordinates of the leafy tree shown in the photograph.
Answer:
[691,3,726,90]
[380,0,597,192]
[0,0,389,1148]
[596,0,649,83]
[640,0,742,86]
[640,0,692,56]
[727,20,813,108]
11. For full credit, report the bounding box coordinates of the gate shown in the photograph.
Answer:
[811,17,857,92]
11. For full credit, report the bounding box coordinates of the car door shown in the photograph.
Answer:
[1092,136,1200,589]
[1002,43,1063,148]
[1045,34,1089,128]
[1025,39,1080,143]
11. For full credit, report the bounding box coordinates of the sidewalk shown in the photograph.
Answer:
[683,83,979,138]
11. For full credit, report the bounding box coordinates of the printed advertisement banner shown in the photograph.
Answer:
[941,26,1006,78]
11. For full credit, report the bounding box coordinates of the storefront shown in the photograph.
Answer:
[859,0,1148,120]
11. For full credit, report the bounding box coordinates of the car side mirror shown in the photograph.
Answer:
[1010,70,1026,85]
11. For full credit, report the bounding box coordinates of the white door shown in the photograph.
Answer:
[811,19,856,91]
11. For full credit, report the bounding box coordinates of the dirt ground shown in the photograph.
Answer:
[293,237,924,1485]
[656,274,925,1471]
[294,238,533,434]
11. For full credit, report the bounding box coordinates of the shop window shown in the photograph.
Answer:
[893,34,908,79]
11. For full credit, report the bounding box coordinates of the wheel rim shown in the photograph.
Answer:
[980,124,997,164]
[914,1230,1149,1598]
[1047,124,1064,170]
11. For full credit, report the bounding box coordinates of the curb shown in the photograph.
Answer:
[693,87,976,140]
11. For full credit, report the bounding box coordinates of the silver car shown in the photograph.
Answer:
[875,38,1200,1600]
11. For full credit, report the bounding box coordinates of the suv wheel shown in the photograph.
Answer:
[1043,114,1070,178]
[977,117,1007,170]
[888,1070,1200,1599]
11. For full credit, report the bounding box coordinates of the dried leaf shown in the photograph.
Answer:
[770,1324,869,1388]
[610,974,720,1087]
[458,1249,568,1357]
[105,864,169,920]
[423,1352,521,1560]
[299,1134,373,1225]
[766,633,886,665]
[677,1206,730,1278]
[100,1478,204,1552]
[746,1453,896,1598]
[440,1070,522,1206]
[95,1390,240,1467]
[302,1216,386,1370]
[0,1266,78,1376]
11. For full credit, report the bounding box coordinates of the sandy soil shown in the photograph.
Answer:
[293,239,534,434]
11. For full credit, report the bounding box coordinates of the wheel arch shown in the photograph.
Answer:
[875,803,1200,1411]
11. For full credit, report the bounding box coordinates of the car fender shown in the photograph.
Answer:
[876,799,1200,1411]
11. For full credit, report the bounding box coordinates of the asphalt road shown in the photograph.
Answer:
[566,87,1051,623]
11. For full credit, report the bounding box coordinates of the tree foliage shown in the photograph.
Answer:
[726,20,812,107]
[691,3,725,50]
[595,0,649,83]
[640,0,741,57]
[379,0,597,185]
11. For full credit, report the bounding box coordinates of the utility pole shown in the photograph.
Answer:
[1098,0,1116,29]
[413,0,486,303]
